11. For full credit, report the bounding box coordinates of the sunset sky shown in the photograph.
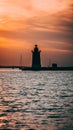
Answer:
[0,0,73,66]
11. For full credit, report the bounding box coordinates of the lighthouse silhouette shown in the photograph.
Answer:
[32,45,41,70]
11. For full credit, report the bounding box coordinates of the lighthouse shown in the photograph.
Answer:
[32,45,41,70]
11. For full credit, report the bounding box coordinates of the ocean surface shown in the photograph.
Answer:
[0,69,73,130]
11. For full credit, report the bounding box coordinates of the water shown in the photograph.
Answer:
[0,69,73,130]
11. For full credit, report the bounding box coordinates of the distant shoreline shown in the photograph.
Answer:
[0,66,73,71]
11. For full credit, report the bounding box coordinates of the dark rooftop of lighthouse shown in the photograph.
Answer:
[33,45,41,52]
[34,44,38,50]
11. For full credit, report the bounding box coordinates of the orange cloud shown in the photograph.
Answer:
[0,0,73,66]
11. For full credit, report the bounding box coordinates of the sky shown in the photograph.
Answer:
[0,0,73,66]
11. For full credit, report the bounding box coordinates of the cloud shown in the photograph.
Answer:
[0,0,72,18]
[54,3,73,43]
[0,2,73,51]
[0,0,73,66]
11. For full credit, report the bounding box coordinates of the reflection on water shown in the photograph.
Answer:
[0,69,73,130]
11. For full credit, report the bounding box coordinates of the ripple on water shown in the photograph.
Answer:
[0,70,73,130]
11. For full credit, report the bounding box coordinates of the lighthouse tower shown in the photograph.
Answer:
[32,45,41,70]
